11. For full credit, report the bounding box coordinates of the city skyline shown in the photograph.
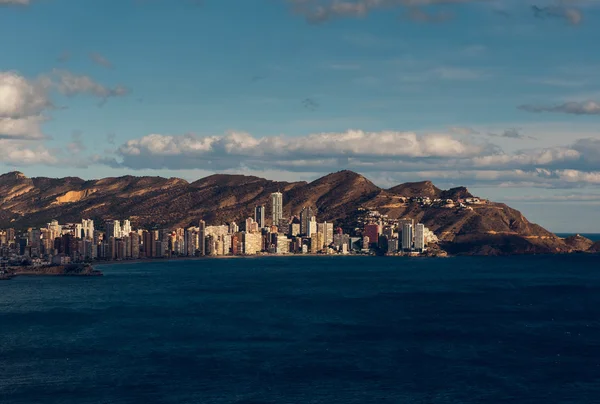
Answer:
[1,0,600,232]
[0,204,436,264]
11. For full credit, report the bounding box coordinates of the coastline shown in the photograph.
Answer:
[0,264,103,280]
[93,252,451,267]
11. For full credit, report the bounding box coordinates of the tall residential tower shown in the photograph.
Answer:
[271,192,283,226]
[255,205,266,228]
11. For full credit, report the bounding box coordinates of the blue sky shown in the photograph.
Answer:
[1,0,600,232]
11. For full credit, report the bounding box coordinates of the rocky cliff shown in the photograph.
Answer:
[0,170,589,255]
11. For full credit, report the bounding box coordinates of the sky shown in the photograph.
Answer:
[1,0,600,232]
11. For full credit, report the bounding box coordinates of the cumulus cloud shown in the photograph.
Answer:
[519,100,600,115]
[112,130,487,170]
[0,139,58,166]
[0,72,52,119]
[0,69,129,165]
[97,129,600,189]
[0,116,46,140]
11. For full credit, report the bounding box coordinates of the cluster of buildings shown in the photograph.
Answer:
[0,192,439,266]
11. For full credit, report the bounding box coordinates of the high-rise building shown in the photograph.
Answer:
[317,222,334,247]
[271,192,283,226]
[275,234,289,254]
[229,222,239,234]
[300,207,314,236]
[255,205,266,228]
[73,224,83,239]
[122,220,132,238]
[414,223,425,252]
[105,220,121,239]
[402,222,413,251]
[242,232,262,255]
[198,220,206,256]
[27,228,40,249]
[307,217,317,239]
[143,231,154,258]
[363,224,381,248]
[82,219,94,239]
[130,232,140,259]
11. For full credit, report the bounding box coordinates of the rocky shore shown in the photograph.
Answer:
[0,263,102,280]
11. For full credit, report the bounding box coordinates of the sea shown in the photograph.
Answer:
[1,255,600,404]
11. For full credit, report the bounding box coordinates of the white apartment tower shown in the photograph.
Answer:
[271,192,283,226]
[414,223,425,252]
[105,220,121,239]
[122,220,132,237]
[82,219,94,239]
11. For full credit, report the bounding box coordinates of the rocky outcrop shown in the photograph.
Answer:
[563,235,594,252]
[588,241,600,253]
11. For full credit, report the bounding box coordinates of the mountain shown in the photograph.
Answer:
[0,170,580,255]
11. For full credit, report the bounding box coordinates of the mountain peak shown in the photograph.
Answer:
[388,180,442,199]
[0,171,27,180]
[311,170,372,184]
[0,171,30,185]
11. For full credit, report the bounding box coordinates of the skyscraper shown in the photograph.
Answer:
[122,220,132,237]
[414,223,425,252]
[402,222,413,251]
[255,205,266,228]
[198,220,206,256]
[105,220,121,239]
[300,206,314,236]
[82,219,94,239]
[271,192,283,226]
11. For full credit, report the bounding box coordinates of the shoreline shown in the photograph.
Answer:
[0,264,103,280]
[93,252,451,267]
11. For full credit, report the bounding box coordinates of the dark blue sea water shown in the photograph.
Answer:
[1,256,600,404]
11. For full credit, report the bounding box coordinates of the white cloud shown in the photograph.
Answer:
[0,116,46,140]
[0,69,129,162]
[0,139,58,166]
[0,72,51,119]
[99,129,600,189]
[115,130,485,167]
